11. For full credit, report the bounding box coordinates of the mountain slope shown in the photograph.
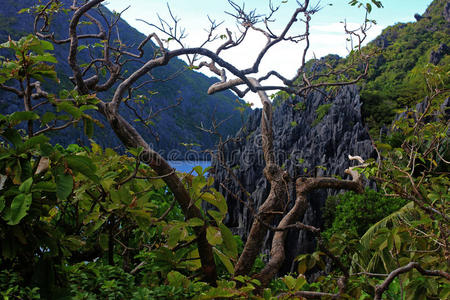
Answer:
[0,0,248,158]
[361,0,449,132]
[302,0,449,134]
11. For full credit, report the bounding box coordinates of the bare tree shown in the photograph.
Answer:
[2,0,380,291]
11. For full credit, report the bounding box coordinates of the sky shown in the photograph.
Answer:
[104,0,433,106]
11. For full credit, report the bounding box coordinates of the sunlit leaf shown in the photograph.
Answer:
[3,193,32,225]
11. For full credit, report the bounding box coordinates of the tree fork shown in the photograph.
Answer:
[234,79,290,276]
[255,176,364,287]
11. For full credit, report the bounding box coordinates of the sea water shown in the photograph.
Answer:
[168,160,211,173]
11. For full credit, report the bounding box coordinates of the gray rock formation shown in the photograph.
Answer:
[212,85,375,274]
[445,2,450,22]
[430,43,449,65]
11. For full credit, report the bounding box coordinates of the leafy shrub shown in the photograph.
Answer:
[67,263,137,299]
[322,188,407,239]
[0,269,40,299]
[312,104,332,126]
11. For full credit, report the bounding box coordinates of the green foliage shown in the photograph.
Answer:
[314,67,449,299]
[322,189,407,239]
[0,30,242,299]
[0,34,59,84]
[0,269,40,299]
[312,103,332,126]
[0,115,239,298]
[300,0,449,134]
[67,263,137,299]
[348,0,384,12]
[293,101,306,111]
[271,91,294,109]
[360,1,450,133]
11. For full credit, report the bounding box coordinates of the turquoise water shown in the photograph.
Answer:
[168,160,211,173]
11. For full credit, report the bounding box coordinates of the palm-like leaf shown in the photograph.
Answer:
[352,201,419,272]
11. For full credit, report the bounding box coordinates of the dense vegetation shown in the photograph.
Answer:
[0,0,448,299]
[302,0,450,135]
[322,189,408,240]
[361,0,450,134]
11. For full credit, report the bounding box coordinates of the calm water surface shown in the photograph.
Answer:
[168,160,211,173]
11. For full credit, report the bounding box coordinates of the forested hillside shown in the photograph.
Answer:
[0,0,247,157]
[303,0,449,133]
[361,0,449,131]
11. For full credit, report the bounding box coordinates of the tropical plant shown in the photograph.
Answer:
[299,63,449,299]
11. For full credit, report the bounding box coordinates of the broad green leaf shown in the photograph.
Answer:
[219,223,238,259]
[208,209,225,224]
[31,181,56,192]
[41,112,56,125]
[10,111,40,122]
[12,161,22,185]
[294,275,307,290]
[4,193,32,225]
[83,118,94,138]
[393,233,401,252]
[297,258,308,274]
[3,128,23,147]
[34,38,54,51]
[56,173,73,200]
[40,143,54,157]
[283,275,297,290]
[65,155,98,182]
[167,271,188,288]
[202,191,227,215]
[19,135,49,153]
[206,226,223,246]
[85,217,107,235]
[213,247,234,275]
[77,45,88,52]
[184,248,202,271]
[64,236,86,251]
[57,102,82,119]
[33,53,57,63]
[187,217,204,227]
[83,212,100,225]
[18,177,33,193]
[79,104,98,112]
[110,186,132,205]
[167,225,183,248]
[193,166,204,176]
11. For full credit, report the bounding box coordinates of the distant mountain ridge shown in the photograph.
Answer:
[0,0,248,158]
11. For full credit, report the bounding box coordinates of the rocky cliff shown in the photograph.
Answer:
[212,85,375,273]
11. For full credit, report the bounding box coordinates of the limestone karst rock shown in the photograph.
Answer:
[212,85,375,273]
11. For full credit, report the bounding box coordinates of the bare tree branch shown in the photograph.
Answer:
[374,262,450,300]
